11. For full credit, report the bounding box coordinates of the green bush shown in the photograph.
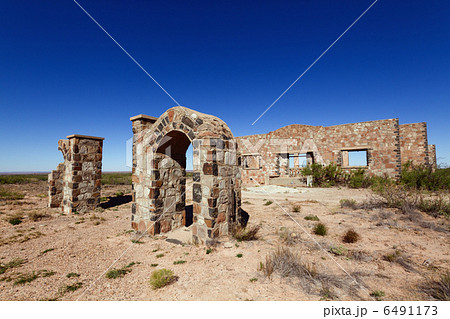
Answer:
[0,174,47,184]
[313,223,328,236]
[401,162,449,191]
[0,189,25,200]
[101,173,132,185]
[348,169,371,188]
[302,163,343,187]
[149,269,175,289]
[304,214,320,221]
[105,262,136,279]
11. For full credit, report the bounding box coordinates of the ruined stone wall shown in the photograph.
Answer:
[48,135,104,213]
[237,119,404,184]
[130,107,243,244]
[429,144,437,169]
[399,123,429,166]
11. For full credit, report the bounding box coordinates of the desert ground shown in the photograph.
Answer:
[0,178,448,301]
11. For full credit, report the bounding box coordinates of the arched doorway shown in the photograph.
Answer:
[130,107,244,244]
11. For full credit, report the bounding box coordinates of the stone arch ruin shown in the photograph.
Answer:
[130,106,244,244]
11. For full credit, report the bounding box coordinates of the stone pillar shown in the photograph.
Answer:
[48,134,104,214]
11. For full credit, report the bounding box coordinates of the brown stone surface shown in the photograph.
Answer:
[48,135,103,214]
[237,119,436,184]
[130,106,243,244]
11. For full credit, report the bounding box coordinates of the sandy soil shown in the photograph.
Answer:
[0,180,448,301]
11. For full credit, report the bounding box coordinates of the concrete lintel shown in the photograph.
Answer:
[66,134,105,141]
[130,114,158,123]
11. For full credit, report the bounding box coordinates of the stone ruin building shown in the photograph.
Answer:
[130,106,244,244]
[47,108,437,244]
[48,134,104,214]
[236,119,437,185]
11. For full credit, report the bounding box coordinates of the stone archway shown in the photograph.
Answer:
[130,107,243,244]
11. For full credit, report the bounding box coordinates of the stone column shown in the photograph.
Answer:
[48,134,104,214]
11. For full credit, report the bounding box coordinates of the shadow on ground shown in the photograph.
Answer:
[100,195,132,209]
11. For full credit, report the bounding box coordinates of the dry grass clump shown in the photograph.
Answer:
[342,229,360,243]
[261,246,317,279]
[339,199,357,209]
[260,246,358,297]
[232,225,260,241]
[419,273,450,301]
[28,211,49,222]
[278,227,301,245]
[383,249,417,273]
[0,188,25,200]
[313,223,327,236]
[347,250,373,262]
[373,184,449,217]
[149,269,176,290]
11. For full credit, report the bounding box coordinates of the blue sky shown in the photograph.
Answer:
[1,0,449,172]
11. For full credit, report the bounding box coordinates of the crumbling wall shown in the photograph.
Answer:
[130,107,243,244]
[429,144,437,169]
[48,134,104,213]
[237,119,432,184]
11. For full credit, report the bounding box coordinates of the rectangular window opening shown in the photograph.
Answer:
[344,150,368,167]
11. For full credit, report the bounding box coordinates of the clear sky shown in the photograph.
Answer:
[1,0,449,172]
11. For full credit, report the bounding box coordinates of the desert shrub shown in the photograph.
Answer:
[347,250,372,262]
[313,223,327,236]
[372,183,449,217]
[292,205,301,213]
[348,169,372,188]
[370,290,385,300]
[28,211,49,222]
[0,189,25,200]
[419,272,450,301]
[262,246,317,279]
[0,258,25,274]
[0,174,47,184]
[339,199,357,209]
[383,249,416,272]
[342,230,360,243]
[329,245,347,256]
[60,282,83,294]
[278,227,301,245]
[401,162,449,191]
[173,260,186,265]
[13,272,39,285]
[105,262,136,279]
[304,214,320,221]
[66,272,80,278]
[149,269,175,289]
[101,173,132,185]
[236,253,243,258]
[7,214,23,225]
[302,163,343,187]
[264,200,273,206]
[232,225,260,241]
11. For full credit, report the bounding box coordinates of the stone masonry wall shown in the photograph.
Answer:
[237,119,406,184]
[399,123,430,166]
[130,107,243,244]
[48,134,104,214]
